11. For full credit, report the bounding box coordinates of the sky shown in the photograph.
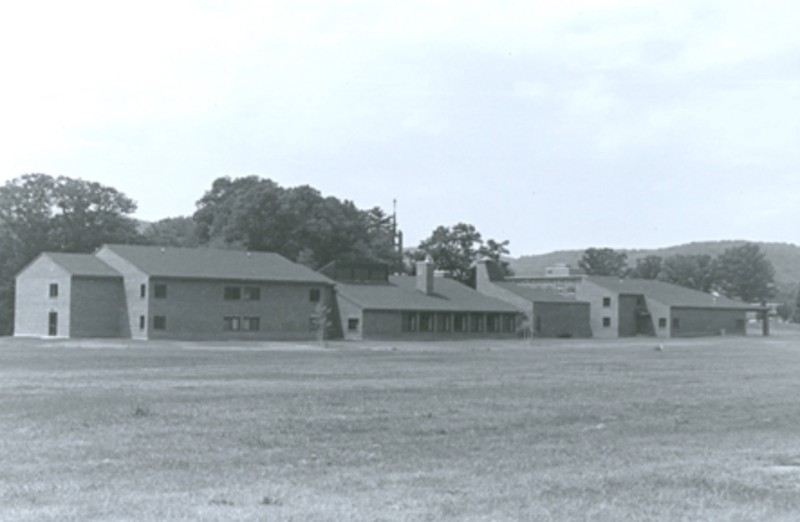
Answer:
[1,0,798,256]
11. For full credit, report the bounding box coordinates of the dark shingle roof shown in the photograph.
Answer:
[337,275,519,312]
[47,253,121,277]
[494,282,580,303]
[588,276,759,309]
[102,245,333,284]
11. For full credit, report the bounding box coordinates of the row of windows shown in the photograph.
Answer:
[141,315,262,332]
[139,283,321,302]
[601,317,679,329]
[400,312,516,334]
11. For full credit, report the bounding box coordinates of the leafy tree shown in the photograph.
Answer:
[794,288,800,323]
[0,174,142,335]
[775,303,792,322]
[630,255,662,279]
[310,302,334,346]
[658,254,718,293]
[141,216,200,247]
[715,243,776,303]
[193,176,395,268]
[578,248,629,277]
[414,223,511,285]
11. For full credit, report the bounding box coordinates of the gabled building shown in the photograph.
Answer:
[15,245,335,340]
[325,259,521,340]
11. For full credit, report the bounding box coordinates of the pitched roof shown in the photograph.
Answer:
[101,244,333,284]
[587,276,759,309]
[337,275,519,312]
[494,282,581,303]
[46,253,121,278]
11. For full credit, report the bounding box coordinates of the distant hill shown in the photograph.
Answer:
[509,241,800,297]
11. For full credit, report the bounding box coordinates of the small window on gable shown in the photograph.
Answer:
[49,283,59,298]
[309,288,321,302]
[139,316,146,330]
[243,287,260,301]
[602,297,611,307]
[140,284,146,298]
[154,284,167,299]
[347,318,360,331]
[658,318,667,329]
[224,286,241,300]
[603,317,611,327]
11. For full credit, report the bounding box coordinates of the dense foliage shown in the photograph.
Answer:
[578,247,629,277]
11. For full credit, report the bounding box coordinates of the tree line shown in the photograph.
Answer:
[0,173,510,335]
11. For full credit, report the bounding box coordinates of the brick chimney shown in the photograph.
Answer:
[416,256,434,295]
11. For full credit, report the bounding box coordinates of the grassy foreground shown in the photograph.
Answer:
[2,327,800,521]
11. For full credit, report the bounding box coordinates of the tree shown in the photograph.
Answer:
[414,223,511,285]
[715,243,776,303]
[658,254,718,293]
[794,288,800,323]
[578,248,629,277]
[141,216,199,247]
[630,255,662,279]
[0,174,142,335]
[309,302,334,346]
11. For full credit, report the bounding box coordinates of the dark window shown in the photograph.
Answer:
[224,316,241,331]
[139,316,146,330]
[470,314,484,333]
[603,317,611,327]
[140,284,146,298]
[672,318,680,329]
[487,314,500,333]
[419,313,434,332]
[436,313,451,332]
[348,318,360,331]
[453,314,468,332]
[309,288,321,302]
[48,311,58,336]
[49,283,59,298]
[224,286,241,300]
[153,316,167,330]
[243,317,260,331]
[658,318,667,328]
[503,314,516,332]
[154,284,167,299]
[243,287,260,301]
[402,312,417,332]
[602,297,611,307]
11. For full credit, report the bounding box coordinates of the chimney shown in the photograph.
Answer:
[416,256,434,295]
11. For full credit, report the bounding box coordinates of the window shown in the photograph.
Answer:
[453,314,468,332]
[419,313,434,332]
[658,318,667,329]
[243,287,261,301]
[348,318,360,332]
[470,314,484,333]
[603,317,611,327]
[224,286,241,300]
[502,314,516,333]
[602,297,611,307]
[49,283,59,298]
[309,288,321,302]
[487,314,500,333]
[672,318,680,329]
[402,312,417,332]
[139,316,146,330]
[140,284,146,298]
[243,317,260,331]
[154,284,167,299]
[224,316,241,331]
[153,316,167,330]
[436,313,451,332]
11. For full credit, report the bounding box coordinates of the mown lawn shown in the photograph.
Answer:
[2,327,800,521]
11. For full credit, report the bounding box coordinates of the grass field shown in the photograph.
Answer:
[2,326,800,521]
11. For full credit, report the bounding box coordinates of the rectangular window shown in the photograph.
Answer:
[224,286,241,300]
[419,313,434,332]
[48,311,58,336]
[502,314,516,333]
[348,318,360,331]
[224,316,241,331]
[401,312,417,332]
[453,313,468,332]
[49,283,59,298]
[243,287,260,301]
[139,315,146,330]
[436,313,451,332]
[140,284,146,298]
[469,314,484,333]
[243,317,260,331]
[154,284,167,299]
[603,317,611,327]
[487,314,500,333]
[672,318,680,329]
[153,316,167,330]
[602,297,611,307]
[309,288,321,302]
[658,318,667,329]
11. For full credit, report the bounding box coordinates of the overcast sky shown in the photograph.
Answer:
[1,0,798,256]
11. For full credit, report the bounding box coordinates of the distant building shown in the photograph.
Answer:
[323,259,521,340]
[15,245,334,340]
[505,264,767,338]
